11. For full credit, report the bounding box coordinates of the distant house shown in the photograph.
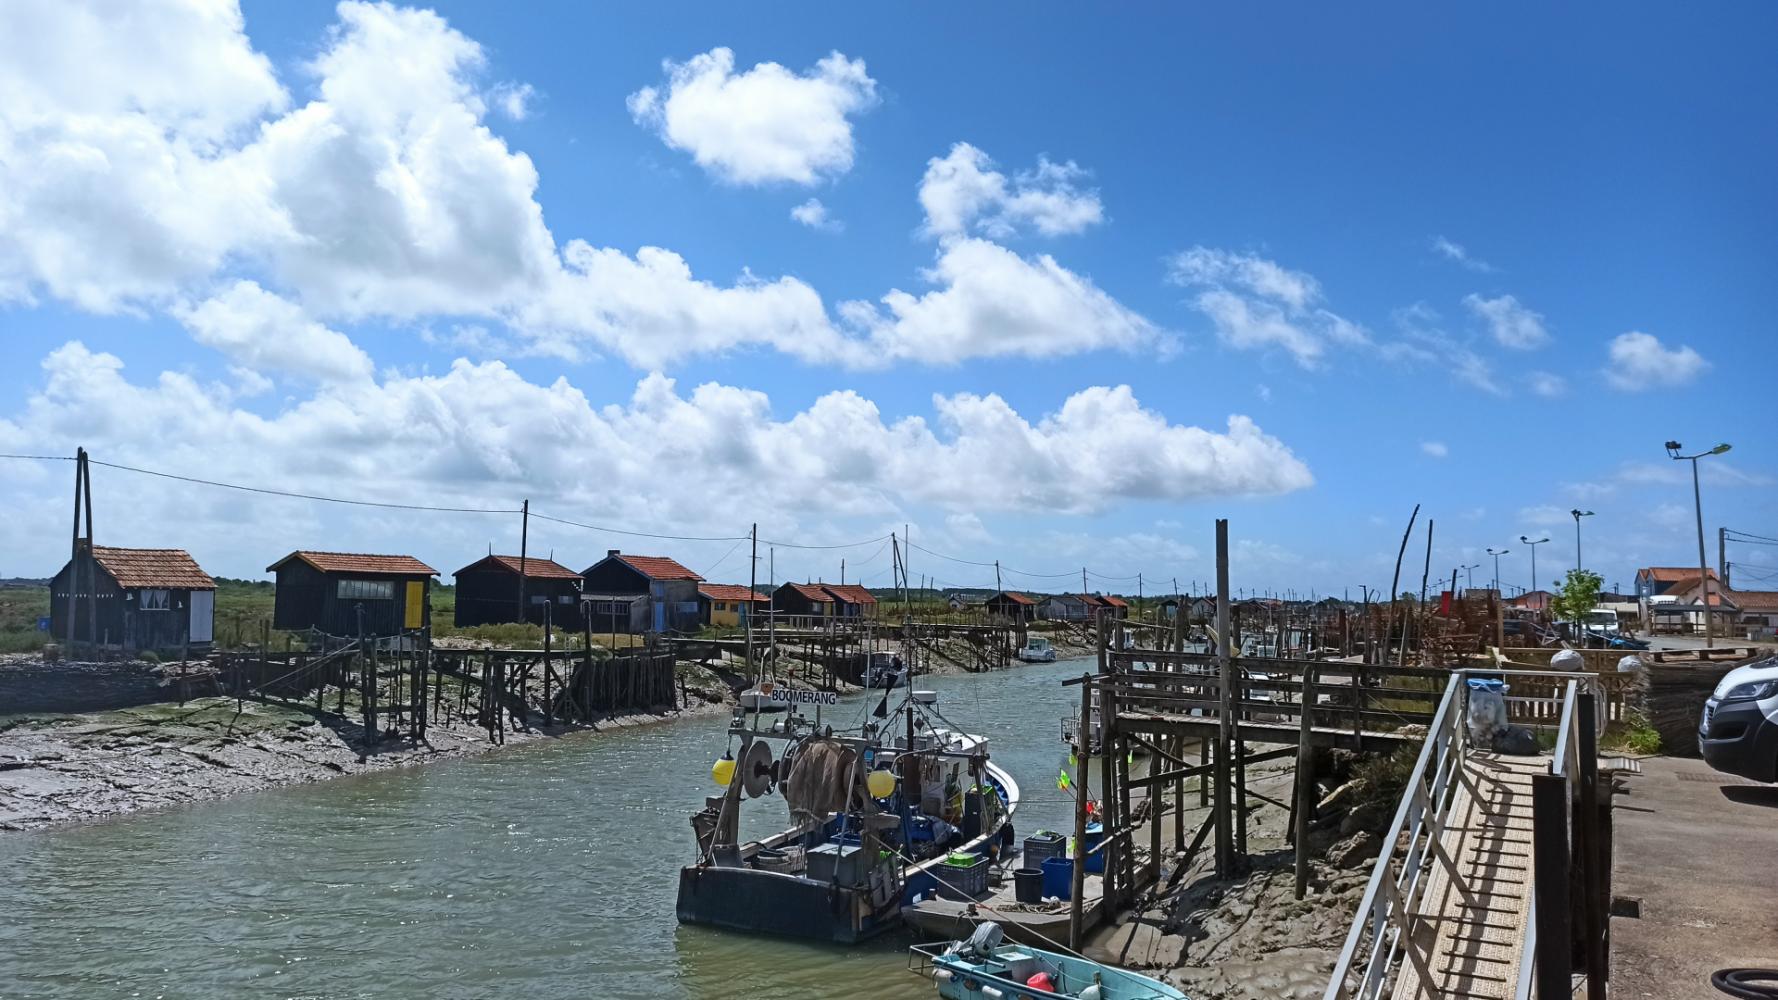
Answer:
[823,584,878,620]
[1099,594,1130,620]
[984,591,1038,622]
[50,545,216,654]
[452,555,583,628]
[1041,594,1098,622]
[1653,575,1742,634]
[1730,590,1778,632]
[579,550,703,634]
[1508,590,1554,612]
[268,551,436,637]
[1635,566,1718,599]
[1189,597,1218,622]
[699,584,768,628]
[773,582,837,619]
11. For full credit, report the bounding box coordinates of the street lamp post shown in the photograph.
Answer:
[1570,509,1594,574]
[1665,441,1732,648]
[1461,563,1480,592]
[1486,547,1510,598]
[1520,536,1550,596]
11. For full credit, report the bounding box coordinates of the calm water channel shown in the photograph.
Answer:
[0,658,1099,999]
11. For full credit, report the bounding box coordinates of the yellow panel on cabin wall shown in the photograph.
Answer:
[404,581,424,629]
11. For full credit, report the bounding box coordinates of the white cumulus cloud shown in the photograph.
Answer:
[176,280,373,383]
[1604,331,1709,391]
[1463,293,1549,350]
[1430,236,1494,273]
[627,47,877,186]
[1421,441,1449,458]
[919,143,1103,239]
[790,197,841,232]
[1526,370,1566,398]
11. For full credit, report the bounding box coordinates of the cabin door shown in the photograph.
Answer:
[188,590,214,643]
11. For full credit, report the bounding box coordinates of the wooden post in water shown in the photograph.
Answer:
[1069,674,1091,950]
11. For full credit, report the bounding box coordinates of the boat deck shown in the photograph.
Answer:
[903,871,1106,950]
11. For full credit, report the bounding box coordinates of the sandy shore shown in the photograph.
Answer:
[0,692,732,833]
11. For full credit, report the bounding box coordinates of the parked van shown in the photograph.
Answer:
[1698,658,1778,783]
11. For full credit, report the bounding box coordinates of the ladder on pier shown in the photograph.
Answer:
[1325,669,1607,1000]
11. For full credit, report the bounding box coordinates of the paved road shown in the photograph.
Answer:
[1610,755,1778,998]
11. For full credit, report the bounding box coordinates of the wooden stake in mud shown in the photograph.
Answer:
[1213,518,1234,877]
[1385,504,1420,667]
[1293,663,1318,899]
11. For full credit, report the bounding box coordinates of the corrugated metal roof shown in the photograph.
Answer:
[90,546,215,590]
[454,555,582,580]
[268,551,437,575]
[700,584,768,602]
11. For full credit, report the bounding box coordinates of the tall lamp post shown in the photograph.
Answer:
[1666,441,1731,648]
[1461,563,1481,592]
[1519,536,1550,596]
[1570,509,1594,574]
[1486,547,1510,598]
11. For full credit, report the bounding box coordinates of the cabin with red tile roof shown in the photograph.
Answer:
[822,584,879,620]
[984,590,1038,622]
[51,544,217,654]
[698,584,768,628]
[267,550,437,636]
[579,549,704,633]
[772,581,838,620]
[452,554,584,628]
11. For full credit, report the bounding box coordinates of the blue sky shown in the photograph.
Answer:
[1,1,1774,597]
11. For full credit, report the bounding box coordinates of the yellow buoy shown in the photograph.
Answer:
[866,769,897,799]
[712,755,736,787]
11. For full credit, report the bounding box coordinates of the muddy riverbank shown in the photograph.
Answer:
[0,674,734,832]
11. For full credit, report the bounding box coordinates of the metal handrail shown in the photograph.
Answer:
[1325,669,1593,1000]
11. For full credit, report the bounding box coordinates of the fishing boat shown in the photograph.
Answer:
[676,681,1021,943]
[1015,636,1057,663]
[910,923,1187,999]
[866,650,907,688]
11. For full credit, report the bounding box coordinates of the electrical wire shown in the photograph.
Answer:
[526,511,745,543]
[86,457,521,514]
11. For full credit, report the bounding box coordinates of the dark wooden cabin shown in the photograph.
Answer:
[578,550,703,634]
[452,554,583,628]
[50,545,216,654]
[773,582,837,619]
[822,584,878,620]
[983,590,1038,622]
[268,551,437,637]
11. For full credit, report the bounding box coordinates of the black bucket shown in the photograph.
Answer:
[1013,867,1044,905]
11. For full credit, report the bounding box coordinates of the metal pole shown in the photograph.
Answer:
[517,499,529,623]
[746,522,757,677]
[1069,675,1091,950]
[1691,458,1713,648]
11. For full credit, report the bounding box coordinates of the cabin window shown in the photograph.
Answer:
[558,595,573,605]
[140,589,170,611]
[336,578,395,600]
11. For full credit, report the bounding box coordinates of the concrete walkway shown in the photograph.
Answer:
[1610,755,1778,999]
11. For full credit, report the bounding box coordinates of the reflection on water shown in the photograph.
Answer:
[0,660,1096,999]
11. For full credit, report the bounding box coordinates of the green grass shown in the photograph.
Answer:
[0,586,50,652]
[1601,711,1662,755]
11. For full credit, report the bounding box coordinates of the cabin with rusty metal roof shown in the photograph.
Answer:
[50,544,217,654]
[452,554,584,628]
[267,550,437,637]
[579,549,704,634]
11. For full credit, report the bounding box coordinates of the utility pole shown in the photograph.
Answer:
[746,522,757,678]
[1213,519,1234,876]
[517,499,529,624]
[1082,567,1088,597]
[995,559,1001,593]
[840,558,845,585]
[1720,526,1729,590]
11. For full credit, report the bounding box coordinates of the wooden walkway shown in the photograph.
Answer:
[1117,711,1417,753]
[1392,752,1544,1000]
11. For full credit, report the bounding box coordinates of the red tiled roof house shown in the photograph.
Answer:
[267,550,438,637]
[51,545,217,654]
[452,554,584,629]
[579,549,704,634]
[984,590,1038,622]
[698,584,769,628]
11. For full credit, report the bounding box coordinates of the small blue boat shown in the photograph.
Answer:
[912,923,1187,999]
